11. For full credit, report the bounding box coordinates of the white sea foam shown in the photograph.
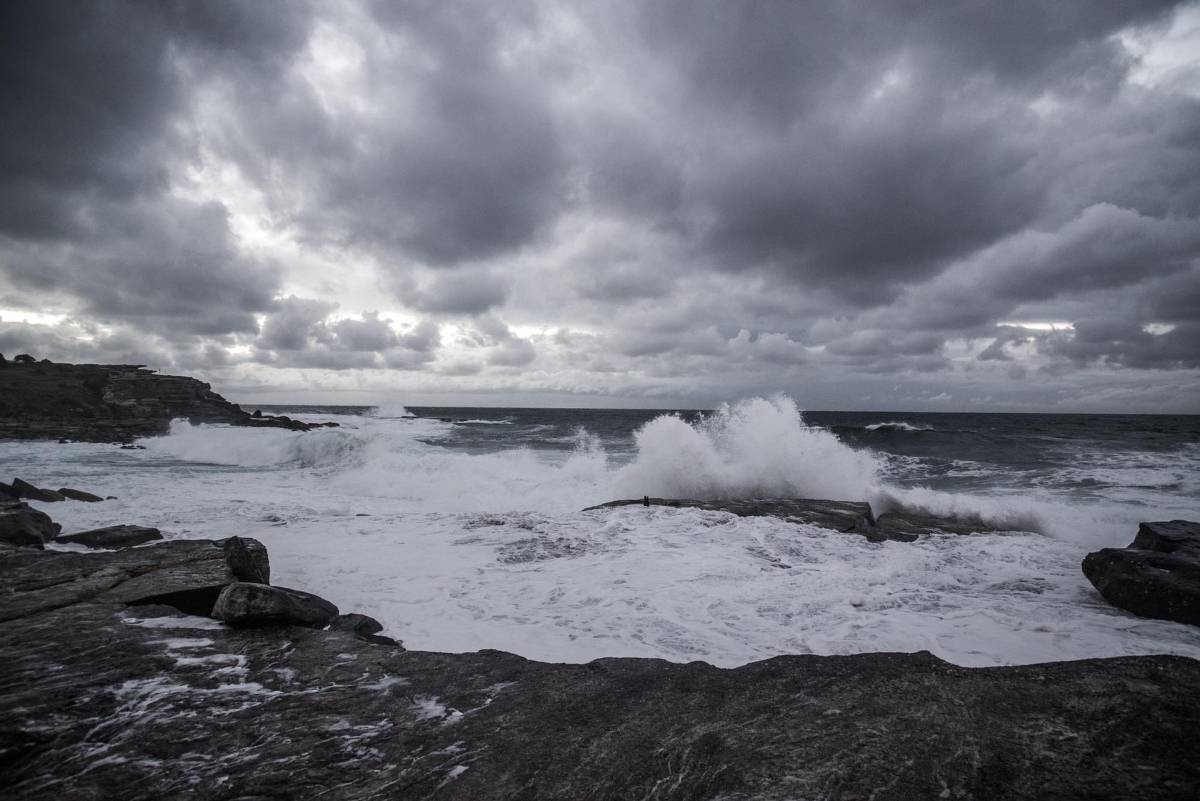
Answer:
[369,401,414,418]
[141,420,364,469]
[613,397,882,502]
[6,395,1199,669]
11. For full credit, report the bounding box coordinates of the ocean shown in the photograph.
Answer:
[5,396,1199,667]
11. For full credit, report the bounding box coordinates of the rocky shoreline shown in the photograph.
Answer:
[3,363,1200,798]
[1,493,1199,798]
[0,358,329,442]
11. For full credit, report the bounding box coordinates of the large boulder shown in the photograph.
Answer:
[11,478,65,503]
[0,501,59,548]
[57,525,162,549]
[212,582,339,628]
[1082,520,1200,626]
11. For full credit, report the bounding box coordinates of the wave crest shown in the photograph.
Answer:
[613,397,881,501]
[142,421,365,469]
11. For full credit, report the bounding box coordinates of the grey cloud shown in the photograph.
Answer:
[1044,318,1200,368]
[409,270,510,315]
[0,0,310,336]
[255,297,440,370]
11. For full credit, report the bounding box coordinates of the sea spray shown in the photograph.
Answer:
[141,420,364,469]
[613,396,882,501]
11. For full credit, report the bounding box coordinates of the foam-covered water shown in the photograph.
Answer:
[5,397,1199,667]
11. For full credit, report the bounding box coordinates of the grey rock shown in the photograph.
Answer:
[57,487,105,502]
[0,501,59,548]
[223,536,271,584]
[1083,520,1200,626]
[0,538,269,621]
[57,524,162,549]
[329,612,384,636]
[584,498,1014,542]
[212,582,339,628]
[586,497,877,535]
[0,361,330,442]
[0,602,1198,800]
[874,507,999,541]
[11,478,65,503]
[0,481,18,501]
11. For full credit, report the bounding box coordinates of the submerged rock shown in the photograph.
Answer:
[585,497,1009,542]
[212,582,339,628]
[57,524,162,548]
[1083,520,1200,626]
[57,487,105,502]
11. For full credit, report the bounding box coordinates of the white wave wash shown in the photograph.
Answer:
[8,396,1200,669]
[864,421,934,432]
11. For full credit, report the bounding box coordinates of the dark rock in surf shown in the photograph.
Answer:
[874,507,995,541]
[57,524,162,549]
[1083,520,1200,626]
[585,498,1017,543]
[0,501,59,548]
[57,487,105,503]
[0,481,18,501]
[11,478,65,503]
[212,582,339,628]
[585,497,877,535]
[330,612,384,636]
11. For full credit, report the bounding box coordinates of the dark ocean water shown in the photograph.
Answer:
[257,405,1200,502]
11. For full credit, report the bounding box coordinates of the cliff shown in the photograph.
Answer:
[0,358,313,441]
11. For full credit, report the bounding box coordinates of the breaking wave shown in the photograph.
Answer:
[141,420,366,469]
[864,421,934,432]
[613,396,882,501]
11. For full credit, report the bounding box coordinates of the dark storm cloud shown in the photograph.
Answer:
[2,0,1199,408]
[0,0,312,334]
[623,0,1184,301]
[213,0,567,272]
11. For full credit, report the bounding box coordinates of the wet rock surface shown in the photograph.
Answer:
[1,601,1198,799]
[0,361,324,442]
[57,487,104,502]
[1083,520,1200,626]
[10,478,64,503]
[1,530,1198,798]
[585,498,1010,542]
[56,524,163,548]
[213,582,340,628]
[0,501,59,549]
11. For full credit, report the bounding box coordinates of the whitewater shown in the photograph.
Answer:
[5,396,1200,668]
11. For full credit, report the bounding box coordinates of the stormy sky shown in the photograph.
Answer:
[2,1,1200,412]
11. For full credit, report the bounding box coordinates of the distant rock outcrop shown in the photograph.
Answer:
[1083,520,1200,626]
[0,360,318,441]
